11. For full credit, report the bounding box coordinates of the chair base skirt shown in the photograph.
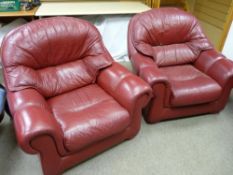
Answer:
[30,114,141,175]
[143,82,232,123]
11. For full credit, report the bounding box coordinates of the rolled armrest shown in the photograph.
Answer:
[14,105,64,154]
[139,66,170,87]
[130,52,156,74]
[8,89,64,154]
[97,62,152,115]
[195,50,233,87]
[7,88,50,116]
[131,52,170,87]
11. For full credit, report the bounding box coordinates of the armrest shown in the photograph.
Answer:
[195,49,233,87]
[97,62,152,115]
[7,88,50,116]
[131,52,170,87]
[130,52,155,74]
[8,89,64,154]
[139,66,170,87]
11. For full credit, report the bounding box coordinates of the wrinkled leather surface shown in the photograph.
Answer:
[132,8,212,67]
[160,65,222,107]
[2,17,152,175]
[48,84,130,152]
[195,50,233,87]
[2,17,112,98]
[98,62,152,115]
[6,88,66,154]
[128,8,233,123]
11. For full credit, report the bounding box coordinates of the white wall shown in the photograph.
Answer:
[222,20,233,60]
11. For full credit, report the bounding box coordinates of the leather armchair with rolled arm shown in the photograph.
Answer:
[128,8,233,123]
[1,17,151,175]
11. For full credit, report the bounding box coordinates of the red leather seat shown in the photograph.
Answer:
[47,84,131,152]
[128,8,233,123]
[160,65,222,107]
[1,17,151,175]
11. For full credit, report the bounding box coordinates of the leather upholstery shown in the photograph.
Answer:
[160,65,222,107]
[132,8,212,67]
[1,17,152,175]
[2,17,112,97]
[128,8,233,123]
[48,84,130,152]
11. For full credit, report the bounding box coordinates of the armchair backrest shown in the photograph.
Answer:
[129,8,213,67]
[1,17,112,98]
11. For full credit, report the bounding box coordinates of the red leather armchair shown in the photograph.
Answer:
[128,8,233,123]
[1,17,151,175]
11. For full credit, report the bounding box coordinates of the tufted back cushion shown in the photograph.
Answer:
[1,17,112,98]
[131,8,213,67]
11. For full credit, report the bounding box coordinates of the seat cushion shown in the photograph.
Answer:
[151,44,198,67]
[47,84,130,152]
[160,65,222,107]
